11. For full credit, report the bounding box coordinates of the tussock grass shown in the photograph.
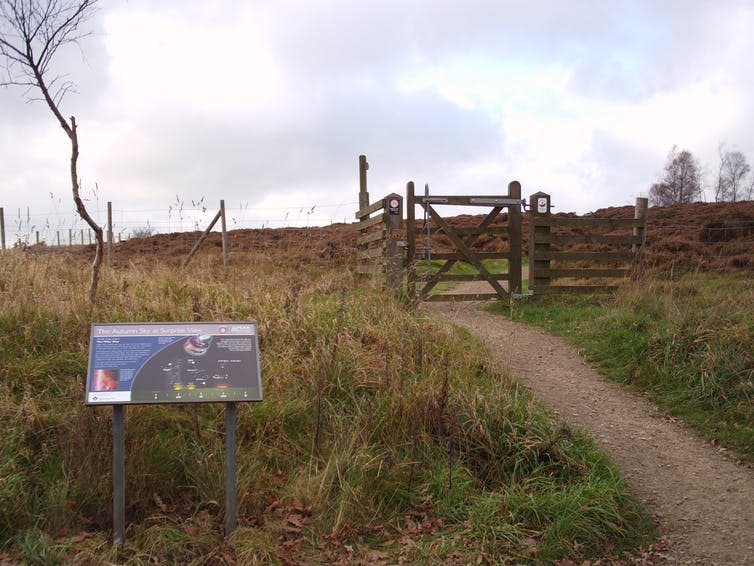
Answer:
[512,272,754,461]
[0,249,653,563]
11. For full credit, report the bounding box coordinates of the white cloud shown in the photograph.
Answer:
[3,0,754,244]
[102,7,282,118]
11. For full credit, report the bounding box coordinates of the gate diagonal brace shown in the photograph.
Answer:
[422,204,509,300]
[420,204,503,296]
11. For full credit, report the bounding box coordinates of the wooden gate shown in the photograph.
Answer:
[406,181,523,302]
[528,192,648,294]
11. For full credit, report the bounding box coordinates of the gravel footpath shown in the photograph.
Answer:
[424,300,754,565]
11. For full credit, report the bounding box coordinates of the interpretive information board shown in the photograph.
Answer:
[86,322,262,405]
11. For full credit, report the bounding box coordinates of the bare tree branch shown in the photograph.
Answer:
[649,146,703,206]
[0,0,103,304]
[716,147,750,202]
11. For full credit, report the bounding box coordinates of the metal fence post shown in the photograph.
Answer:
[224,402,237,536]
[112,405,125,546]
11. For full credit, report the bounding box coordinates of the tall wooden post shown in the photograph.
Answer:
[107,201,113,266]
[57,231,61,246]
[36,231,40,245]
[529,192,552,294]
[220,200,228,267]
[633,197,648,253]
[385,193,403,291]
[81,229,84,245]
[507,181,522,295]
[0,207,5,250]
[358,155,370,211]
[69,228,73,247]
[406,182,416,300]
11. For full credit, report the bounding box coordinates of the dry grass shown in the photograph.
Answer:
[0,247,654,564]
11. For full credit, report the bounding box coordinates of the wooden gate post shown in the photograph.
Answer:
[359,155,370,211]
[406,182,417,301]
[385,193,403,292]
[508,181,522,295]
[633,197,648,253]
[529,192,552,294]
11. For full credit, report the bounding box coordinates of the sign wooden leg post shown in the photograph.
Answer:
[112,405,126,546]
[224,402,237,536]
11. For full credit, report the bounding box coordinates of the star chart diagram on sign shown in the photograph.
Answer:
[86,322,262,405]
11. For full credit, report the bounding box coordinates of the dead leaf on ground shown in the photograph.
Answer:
[153,493,168,512]
[366,549,389,562]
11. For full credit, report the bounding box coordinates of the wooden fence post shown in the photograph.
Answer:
[359,155,370,211]
[406,181,416,301]
[57,231,61,246]
[529,192,551,294]
[81,229,84,245]
[180,208,223,270]
[220,200,228,267]
[633,197,648,253]
[69,228,73,247]
[508,181,522,295]
[107,201,113,266]
[36,231,40,245]
[385,193,403,291]
[0,207,4,250]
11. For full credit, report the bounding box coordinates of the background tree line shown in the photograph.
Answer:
[650,144,754,206]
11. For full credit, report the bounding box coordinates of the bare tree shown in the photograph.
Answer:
[0,0,103,303]
[716,145,751,202]
[649,146,703,206]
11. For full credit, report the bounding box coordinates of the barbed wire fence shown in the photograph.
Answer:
[0,199,360,248]
[2,199,754,272]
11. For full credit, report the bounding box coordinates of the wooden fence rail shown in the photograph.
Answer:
[355,193,403,290]
[528,192,648,294]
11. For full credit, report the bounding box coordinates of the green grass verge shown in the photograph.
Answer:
[497,273,754,462]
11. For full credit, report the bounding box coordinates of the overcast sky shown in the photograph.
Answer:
[2,0,753,242]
